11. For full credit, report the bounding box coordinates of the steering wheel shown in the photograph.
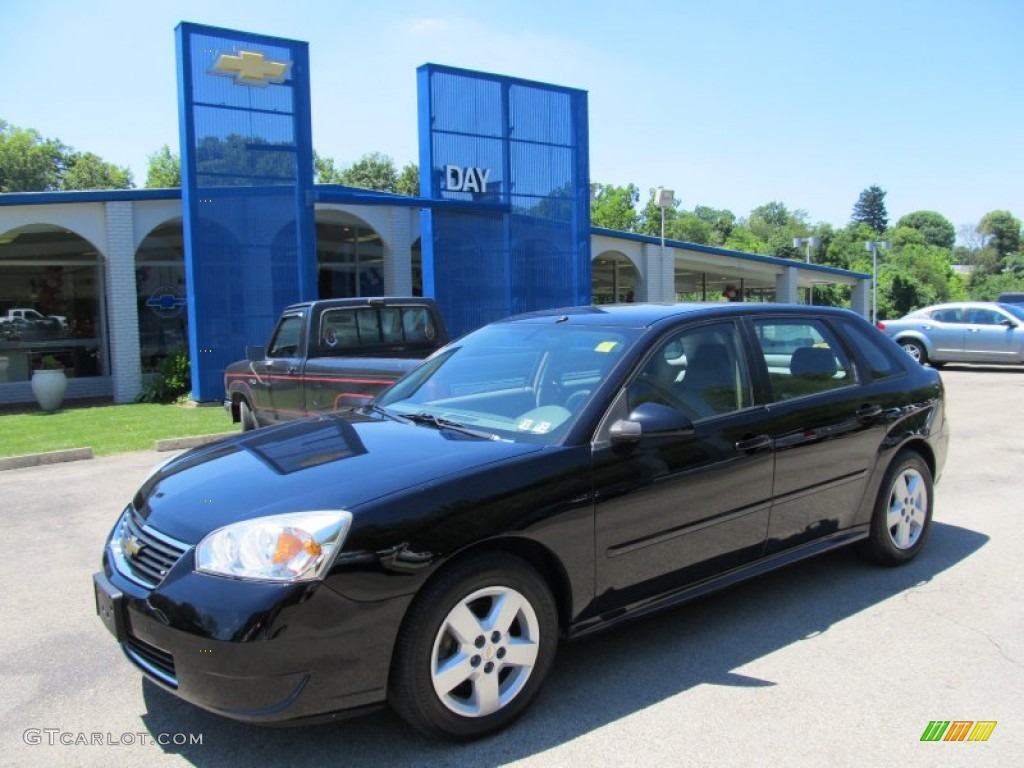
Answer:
[535,377,565,409]
[563,389,591,413]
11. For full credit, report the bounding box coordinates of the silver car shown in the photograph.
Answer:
[879,301,1024,366]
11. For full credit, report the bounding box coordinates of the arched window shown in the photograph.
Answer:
[0,224,106,383]
[135,220,187,372]
[592,252,638,304]
[315,212,385,298]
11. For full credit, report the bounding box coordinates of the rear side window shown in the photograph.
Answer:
[319,305,439,354]
[837,319,905,379]
[753,319,855,401]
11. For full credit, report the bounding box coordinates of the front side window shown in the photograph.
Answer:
[965,308,1001,325]
[267,315,303,358]
[628,322,752,419]
[753,319,855,401]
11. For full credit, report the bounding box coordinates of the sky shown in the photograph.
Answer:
[3,0,1022,235]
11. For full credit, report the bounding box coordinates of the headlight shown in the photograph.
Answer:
[196,511,352,582]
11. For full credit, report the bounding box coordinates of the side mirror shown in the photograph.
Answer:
[610,402,695,444]
[246,345,266,362]
[1000,318,1017,328]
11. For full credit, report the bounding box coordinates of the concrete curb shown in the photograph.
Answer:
[0,431,239,471]
[153,432,238,452]
[0,447,94,471]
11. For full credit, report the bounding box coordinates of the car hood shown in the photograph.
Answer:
[133,413,544,543]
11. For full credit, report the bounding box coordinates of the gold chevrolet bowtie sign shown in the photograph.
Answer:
[210,50,290,86]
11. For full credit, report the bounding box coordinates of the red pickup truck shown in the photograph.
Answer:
[224,297,448,430]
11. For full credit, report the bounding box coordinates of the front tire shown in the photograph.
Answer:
[388,553,558,741]
[238,399,257,432]
[860,450,933,566]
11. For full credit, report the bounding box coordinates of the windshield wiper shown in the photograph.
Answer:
[365,403,411,423]
[406,412,499,440]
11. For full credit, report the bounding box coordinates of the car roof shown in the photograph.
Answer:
[499,302,860,329]
[910,301,1010,312]
[282,297,436,312]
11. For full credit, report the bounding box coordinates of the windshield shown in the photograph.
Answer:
[376,321,641,443]
[998,303,1024,321]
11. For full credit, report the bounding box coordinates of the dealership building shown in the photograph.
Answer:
[0,23,870,407]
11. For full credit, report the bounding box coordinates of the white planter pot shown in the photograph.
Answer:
[31,369,68,412]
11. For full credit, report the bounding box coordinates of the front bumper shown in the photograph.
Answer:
[94,548,411,724]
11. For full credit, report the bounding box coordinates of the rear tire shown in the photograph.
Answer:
[860,449,933,566]
[388,553,558,741]
[898,339,928,366]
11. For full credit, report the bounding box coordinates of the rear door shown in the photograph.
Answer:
[749,316,888,555]
[920,307,966,360]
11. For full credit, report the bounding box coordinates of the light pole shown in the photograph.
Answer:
[793,236,821,304]
[655,187,674,267]
[865,239,891,324]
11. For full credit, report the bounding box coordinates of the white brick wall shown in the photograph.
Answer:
[386,206,414,295]
[103,202,142,403]
[775,266,799,304]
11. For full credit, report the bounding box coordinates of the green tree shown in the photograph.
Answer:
[339,151,398,191]
[145,145,181,188]
[395,162,419,196]
[669,214,712,244]
[978,210,1021,258]
[746,201,810,258]
[0,120,66,192]
[851,185,889,233]
[692,206,736,246]
[637,188,681,236]
[313,150,344,184]
[723,225,766,254]
[590,183,640,232]
[896,210,955,249]
[62,152,133,190]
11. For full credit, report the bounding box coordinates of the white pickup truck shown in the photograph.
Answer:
[0,308,66,339]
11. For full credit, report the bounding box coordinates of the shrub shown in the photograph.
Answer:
[138,345,191,403]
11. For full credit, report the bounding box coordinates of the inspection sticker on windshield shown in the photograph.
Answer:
[516,419,552,433]
[595,341,619,353]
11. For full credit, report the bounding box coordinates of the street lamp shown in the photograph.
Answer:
[793,236,821,304]
[865,239,891,325]
[655,187,674,265]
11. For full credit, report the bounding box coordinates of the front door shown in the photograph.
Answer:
[592,320,774,613]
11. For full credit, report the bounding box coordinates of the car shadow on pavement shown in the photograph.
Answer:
[139,520,987,767]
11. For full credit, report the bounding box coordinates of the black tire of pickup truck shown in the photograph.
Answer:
[239,399,257,432]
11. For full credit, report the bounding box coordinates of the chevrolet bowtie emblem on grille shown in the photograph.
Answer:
[210,50,290,87]
[123,534,144,558]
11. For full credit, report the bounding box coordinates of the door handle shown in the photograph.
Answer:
[735,434,772,452]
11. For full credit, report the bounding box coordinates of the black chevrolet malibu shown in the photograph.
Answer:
[94,303,948,740]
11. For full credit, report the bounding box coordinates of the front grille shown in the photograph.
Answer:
[110,507,189,588]
[124,635,178,688]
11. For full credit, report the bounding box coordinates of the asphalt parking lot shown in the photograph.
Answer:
[0,365,1021,767]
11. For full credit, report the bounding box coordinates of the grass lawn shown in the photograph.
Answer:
[0,403,238,458]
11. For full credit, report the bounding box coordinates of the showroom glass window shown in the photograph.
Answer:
[0,225,105,384]
[135,220,187,372]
